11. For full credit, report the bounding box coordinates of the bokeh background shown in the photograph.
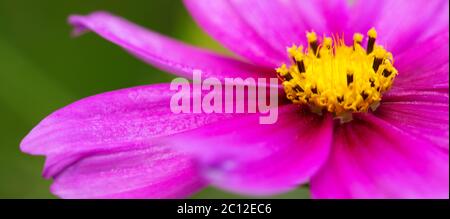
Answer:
[0,0,309,198]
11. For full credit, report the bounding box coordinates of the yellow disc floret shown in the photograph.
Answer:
[276,28,398,122]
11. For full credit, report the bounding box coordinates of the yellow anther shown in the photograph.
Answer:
[353,33,363,46]
[295,47,305,61]
[276,64,289,75]
[307,31,318,43]
[287,45,298,57]
[368,27,377,39]
[374,47,387,58]
[307,32,320,57]
[353,33,364,50]
[366,27,378,54]
[277,28,398,120]
[323,37,333,48]
[287,45,305,61]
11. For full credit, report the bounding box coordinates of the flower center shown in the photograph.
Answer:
[276,28,398,123]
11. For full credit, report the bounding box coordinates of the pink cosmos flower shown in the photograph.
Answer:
[21,0,448,199]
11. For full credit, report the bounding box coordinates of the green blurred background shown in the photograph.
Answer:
[0,0,309,198]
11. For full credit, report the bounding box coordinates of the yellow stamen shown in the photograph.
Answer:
[367,27,377,54]
[277,28,398,122]
[353,33,363,50]
[368,27,377,38]
[307,31,320,57]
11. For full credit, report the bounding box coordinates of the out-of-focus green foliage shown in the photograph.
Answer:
[0,0,310,199]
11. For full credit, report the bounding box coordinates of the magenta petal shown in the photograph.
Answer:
[21,84,234,198]
[68,11,270,80]
[164,105,333,196]
[184,0,350,67]
[350,0,449,54]
[378,36,449,149]
[184,0,287,67]
[383,90,449,104]
[375,100,449,150]
[392,31,449,92]
[313,0,350,35]
[311,114,449,199]
[378,32,449,150]
[51,147,203,199]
